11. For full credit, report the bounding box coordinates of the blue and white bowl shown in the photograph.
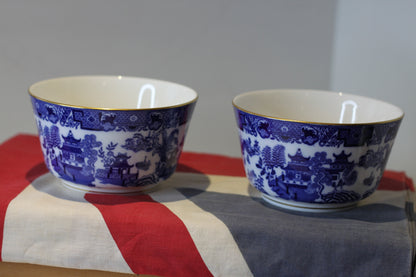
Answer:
[233,89,403,212]
[29,76,197,193]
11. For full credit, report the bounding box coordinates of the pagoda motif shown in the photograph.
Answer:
[60,131,85,168]
[272,148,317,201]
[50,131,95,184]
[326,151,355,187]
[280,149,312,188]
[271,148,358,202]
[96,153,139,186]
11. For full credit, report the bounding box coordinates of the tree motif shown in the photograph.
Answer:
[42,126,50,149]
[242,138,260,165]
[80,134,102,175]
[310,152,331,171]
[122,133,153,153]
[258,145,286,188]
[339,167,357,189]
[42,125,61,159]
[49,125,61,148]
[98,142,118,167]
[309,152,332,194]
[272,145,285,166]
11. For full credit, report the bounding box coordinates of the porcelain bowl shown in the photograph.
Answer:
[233,89,403,212]
[29,75,197,193]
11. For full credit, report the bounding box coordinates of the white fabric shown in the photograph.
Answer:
[1,173,132,273]
[151,173,254,277]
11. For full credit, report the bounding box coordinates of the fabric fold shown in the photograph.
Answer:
[0,134,414,276]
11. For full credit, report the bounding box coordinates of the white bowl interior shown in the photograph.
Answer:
[233,89,403,124]
[29,76,198,109]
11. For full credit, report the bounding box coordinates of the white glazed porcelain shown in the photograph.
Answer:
[29,75,197,109]
[233,89,403,212]
[234,89,403,124]
[30,76,197,194]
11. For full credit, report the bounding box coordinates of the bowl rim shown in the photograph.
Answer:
[29,75,198,111]
[232,89,404,126]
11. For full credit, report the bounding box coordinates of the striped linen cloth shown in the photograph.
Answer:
[0,134,414,276]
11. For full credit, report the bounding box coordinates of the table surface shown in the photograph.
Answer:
[0,134,415,277]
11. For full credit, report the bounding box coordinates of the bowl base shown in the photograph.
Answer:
[60,179,160,195]
[262,194,358,213]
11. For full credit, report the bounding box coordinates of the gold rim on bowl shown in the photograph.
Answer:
[232,89,404,126]
[29,75,198,111]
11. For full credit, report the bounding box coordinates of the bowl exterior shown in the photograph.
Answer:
[234,108,402,205]
[31,96,196,192]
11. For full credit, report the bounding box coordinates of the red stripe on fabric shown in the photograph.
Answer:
[378,171,415,191]
[85,193,213,277]
[2,133,414,276]
[177,152,246,177]
[0,134,48,261]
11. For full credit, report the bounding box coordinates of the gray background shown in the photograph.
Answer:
[0,0,414,180]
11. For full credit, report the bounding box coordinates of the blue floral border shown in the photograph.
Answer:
[31,97,195,132]
[235,109,401,148]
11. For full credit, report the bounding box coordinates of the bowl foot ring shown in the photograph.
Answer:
[59,179,160,195]
[262,193,358,213]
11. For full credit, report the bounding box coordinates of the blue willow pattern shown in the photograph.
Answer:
[235,109,402,204]
[32,97,195,187]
